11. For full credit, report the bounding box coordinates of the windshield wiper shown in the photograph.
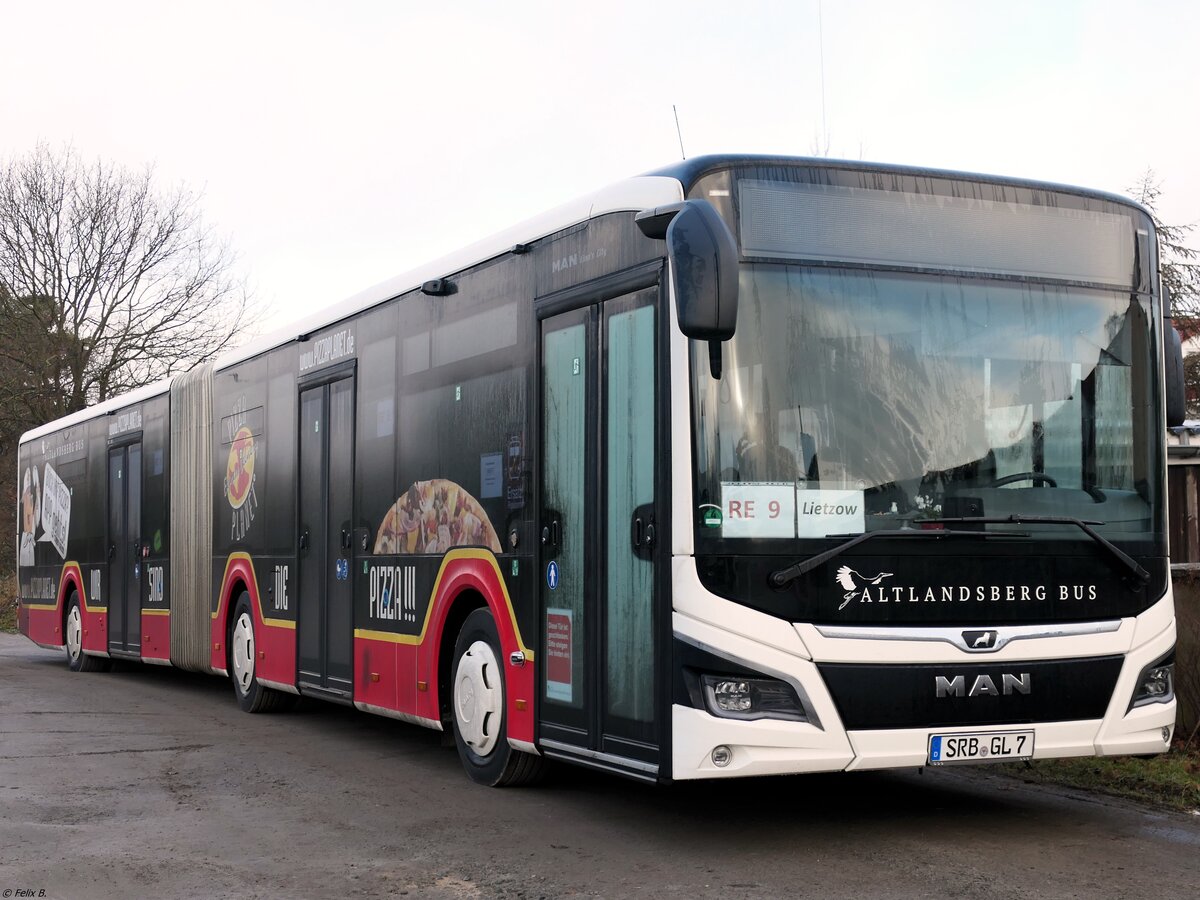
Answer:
[768,526,1028,588]
[925,515,1150,584]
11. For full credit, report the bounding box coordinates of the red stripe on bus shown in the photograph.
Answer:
[23,562,107,651]
[408,553,534,745]
[212,553,297,687]
[140,611,170,662]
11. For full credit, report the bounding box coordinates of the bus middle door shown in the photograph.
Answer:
[297,371,355,699]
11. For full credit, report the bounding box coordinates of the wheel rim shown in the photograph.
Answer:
[66,605,82,662]
[232,612,256,695]
[454,639,502,756]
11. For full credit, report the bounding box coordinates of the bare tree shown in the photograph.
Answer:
[1128,169,1200,319]
[0,287,83,456]
[0,144,252,419]
[0,145,253,575]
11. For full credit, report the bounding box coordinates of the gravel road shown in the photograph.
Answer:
[1,632,1197,899]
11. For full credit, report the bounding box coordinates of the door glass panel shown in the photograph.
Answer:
[108,449,125,648]
[543,322,587,709]
[605,304,655,724]
[127,444,142,649]
[298,387,325,677]
[326,378,354,686]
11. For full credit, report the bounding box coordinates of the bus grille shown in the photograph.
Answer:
[816,655,1124,731]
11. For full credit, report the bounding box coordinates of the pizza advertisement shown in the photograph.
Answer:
[374,479,502,555]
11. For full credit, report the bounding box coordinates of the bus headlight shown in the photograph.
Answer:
[701,675,808,722]
[1130,650,1174,709]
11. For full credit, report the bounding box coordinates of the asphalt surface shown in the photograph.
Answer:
[1,632,1198,900]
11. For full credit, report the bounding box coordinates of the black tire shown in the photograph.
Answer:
[228,593,291,713]
[65,595,110,673]
[450,608,546,787]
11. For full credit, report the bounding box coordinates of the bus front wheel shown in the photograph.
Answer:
[450,608,545,787]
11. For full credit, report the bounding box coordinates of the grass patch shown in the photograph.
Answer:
[0,571,17,633]
[999,742,1200,812]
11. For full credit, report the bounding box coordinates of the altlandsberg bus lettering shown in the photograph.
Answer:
[16,155,1184,785]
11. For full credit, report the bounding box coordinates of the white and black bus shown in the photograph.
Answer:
[17,155,1184,784]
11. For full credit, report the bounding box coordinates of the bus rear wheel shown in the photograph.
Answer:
[450,608,545,787]
[65,595,109,673]
[228,593,292,713]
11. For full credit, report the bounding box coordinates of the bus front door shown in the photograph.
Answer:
[539,286,661,777]
[107,442,142,656]
[297,374,355,698]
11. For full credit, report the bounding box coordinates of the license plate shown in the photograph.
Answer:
[928,730,1034,765]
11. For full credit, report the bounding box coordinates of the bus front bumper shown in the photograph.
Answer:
[670,601,1177,780]
[672,703,1175,779]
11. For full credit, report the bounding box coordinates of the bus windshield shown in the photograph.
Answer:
[691,265,1160,547]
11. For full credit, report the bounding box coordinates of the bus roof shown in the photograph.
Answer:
[213,175,685,372]
[19,174,685,446]
[19,155,1152,448]
[643,154,1150,215]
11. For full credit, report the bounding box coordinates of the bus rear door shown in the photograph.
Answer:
[107,441,142,656]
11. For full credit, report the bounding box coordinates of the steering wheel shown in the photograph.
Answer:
[986,471,1057,488]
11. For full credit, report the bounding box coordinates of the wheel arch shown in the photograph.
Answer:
[422,551,537,746]
[57,564,85,642]
[221,576,253,671]
[436,587,488,724]
[60,583,78,636]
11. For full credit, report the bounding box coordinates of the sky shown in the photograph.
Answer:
[4,0,1199,334]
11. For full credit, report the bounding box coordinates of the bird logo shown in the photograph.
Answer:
[835,565,893,610]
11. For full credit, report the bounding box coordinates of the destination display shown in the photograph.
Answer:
[719,483,864,539]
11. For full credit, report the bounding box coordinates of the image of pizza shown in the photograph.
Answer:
[224,425,256,510]
[374,479,501,555]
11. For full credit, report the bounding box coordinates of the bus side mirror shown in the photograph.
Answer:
[1165,319,1186,427]
[638,199,739,354]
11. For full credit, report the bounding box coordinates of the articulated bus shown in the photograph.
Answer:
[17,155,1185,785]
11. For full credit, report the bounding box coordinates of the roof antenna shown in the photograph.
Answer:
[818,0,829,155]
[673,104,687,160]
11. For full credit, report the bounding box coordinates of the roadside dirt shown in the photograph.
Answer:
[3,633,1198,900]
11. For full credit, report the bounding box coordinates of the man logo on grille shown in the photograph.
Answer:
[963,630,999,651]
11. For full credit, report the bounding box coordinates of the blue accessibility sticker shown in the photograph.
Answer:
[546,560,559,590]
[134,562,141,580]
[335,558,349,581]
